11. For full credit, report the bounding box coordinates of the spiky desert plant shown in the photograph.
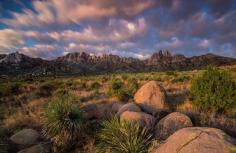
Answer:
[43,93,83,151]
[98,117,152,153]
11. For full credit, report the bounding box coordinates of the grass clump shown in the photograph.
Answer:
[97,117,152,153]
[43,93,84,152]
[191,67,236,113]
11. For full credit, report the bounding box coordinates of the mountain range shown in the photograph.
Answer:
[0,50,236,76]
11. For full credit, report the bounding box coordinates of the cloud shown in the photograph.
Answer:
[19,44,63,59]
[1,0,154,28]
[0,29,25,53]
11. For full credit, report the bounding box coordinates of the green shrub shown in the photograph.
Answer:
[0,104,4,120]
[127,77,139,97]
[98,117,152,153]
[191,67,236,113]
[165,71,177,76]
[78,82,87,89]
[90,82,101,90]
[37,81,59,97]
[0,82,24,96]
[171,75,191,83]
[43,93,84,150]
[10,82,23,94]
[108,78,128,101]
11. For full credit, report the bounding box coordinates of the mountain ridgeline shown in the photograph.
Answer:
[0,50,236,76]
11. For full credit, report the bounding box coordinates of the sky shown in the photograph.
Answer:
[0,0,236,59]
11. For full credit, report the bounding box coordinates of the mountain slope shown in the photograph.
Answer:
[1,50,236,76]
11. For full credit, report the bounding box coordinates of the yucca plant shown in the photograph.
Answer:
[97,117,152,153]
[43,93,84,151]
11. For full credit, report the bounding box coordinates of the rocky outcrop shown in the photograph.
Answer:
[134,81,168,114]
[10,129,39,147]
[155,112,193,140]
[120,111,155,127]
[116,103,141,117]
[152,127,236,153]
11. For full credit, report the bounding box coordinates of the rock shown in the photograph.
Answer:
[81,102,111,120]
[10,129,39,146]
[120,111,155,127]
[116,103,141,117]
[18,144,48,153]
[134,81,168,114]
[111,102,125,113]
[152,127,236,153]
[155,112,193,140]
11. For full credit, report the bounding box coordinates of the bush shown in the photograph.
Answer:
[108,78,128,101]
[191,67,236,113]
[98,117,152,153]
[36,81,60,97]
[171,75,191,83]
[78,82,87,89]
[126,77,139,97]
[43,93,84,151]
[165,71,177,76]
[90,82,101,90]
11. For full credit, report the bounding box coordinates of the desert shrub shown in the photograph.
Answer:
[121,74,129,80]
[0,82,24,96]
[78,82,87,89]
[0,104,4,120]
[43,93,84,151]
[126,77,139,97]
[10,82,23,94]
[36,81,59,97]
[97,117,152,153]
[90,82,101,90]
[165,71,177,76]
[108,78,128,101]
[171,75,191,83]
[191,67,236,113]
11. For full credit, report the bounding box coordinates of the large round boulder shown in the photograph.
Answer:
[155,112,193,139]
[116,103,141,117]
[134,81,168,114]
[10,129,39,146]
[152,127,236,153]
[81,102,111,120]
[120,111,155,127]
[111,102,125,113]
[18,144,48,153]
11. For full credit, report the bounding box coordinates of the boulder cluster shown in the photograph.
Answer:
[111,81,236,153]
[9,81,236,153]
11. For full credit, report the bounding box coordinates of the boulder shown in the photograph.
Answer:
[134,81,168,114]
[116,103,141,117]
[111,102,125,113]
[10,129,39,146]
[81,103,111,120]
[120,111,155,127]
[152,127,236,153]
[18,144,48,153]
[155,112,193,139]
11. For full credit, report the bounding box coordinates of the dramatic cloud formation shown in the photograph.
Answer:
[0,0,235,59]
